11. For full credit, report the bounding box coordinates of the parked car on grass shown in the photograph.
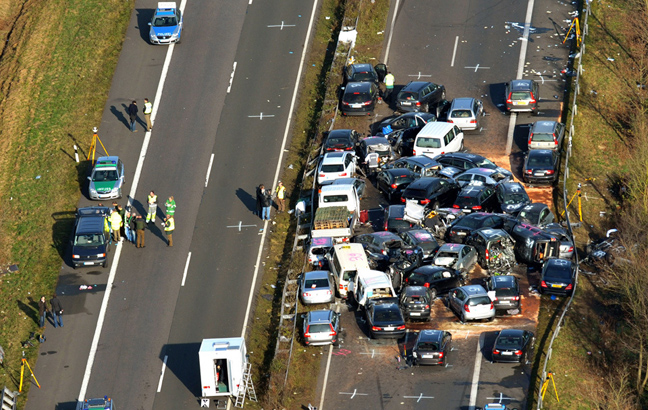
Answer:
[540,258,574,296]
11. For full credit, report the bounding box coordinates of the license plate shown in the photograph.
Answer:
[535,171,546,176]
[500,300,511,304]
[513,101,527,105]
[351,104,362,109]
[409,312,421,316]
[401,101,411,106]
[457,232,466,236]
[84,262,94,265]
[423,354,434,358]
[384,326,394,331]
[551,284,562,288]
[501,351,513,355]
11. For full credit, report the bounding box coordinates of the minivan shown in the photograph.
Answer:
[326,243,370,298]
[72,206,111,269]
[413,122,464,158]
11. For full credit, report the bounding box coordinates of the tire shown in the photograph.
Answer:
[460,312,467,323]
[102,261,107,268]
[488,315,495,322]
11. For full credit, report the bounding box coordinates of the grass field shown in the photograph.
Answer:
[0,0,132,404]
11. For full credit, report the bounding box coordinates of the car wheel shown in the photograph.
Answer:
[488,315,495,322]
[102,260,108,268]
[332,339,340,347]
[460,312,467,323]
[72,264,77,270]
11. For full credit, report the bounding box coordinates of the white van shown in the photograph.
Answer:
[326,243,370,298]
[412,122,464,158]
[348,270,397,307]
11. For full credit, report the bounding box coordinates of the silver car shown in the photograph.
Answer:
[302,310,340,346]
[527,121,565,150]
[433,243,478,273]
[447,284,495,322]
[447,97,483,131]
[544,223,575,259]
[455,168,512,188]
[300,270,334,305]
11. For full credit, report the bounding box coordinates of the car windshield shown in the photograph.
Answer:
[398,91,419,100]
[307,324,331,333]
[416,137,441,148]
[511,91,531,100]
[92,170,118,182]
[532,132,554,142]
[450,110,472,118]
[388,219,412,231]
[74,234,104,246]
[310,247,328,255]
[497,336,522,346]
[374,308,402,322]
[474,158,497,169]
[153,16,178,27]
[394,175,414,184]
[545,266,572,280]
[352,72,375,81]
[417,341,440,351]
[468,296,491,306]
[322,194,348,203]
[503,193,528,204]
[496,287,518,297]
[404,189,427,199]
[321,164,344,173]
[344,93,370,103]
[436,251,458,258]
[528,155,552,167]
[305,279,329,288]
[454,196,478,207]
[458,216,484,229]
[326,137,350,146]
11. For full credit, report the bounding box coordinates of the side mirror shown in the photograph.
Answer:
[87,176,91,181]
[148,22,152,26]
[300,314,305,319]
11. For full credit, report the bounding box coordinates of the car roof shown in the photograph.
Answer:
[303,270,330,279]
[327,129,354,138]
[344,81,373,92]
[383,168,415,177]
[350,63,374,72]
[521,203,548,212]
[417,329,444,341]
[545,258,572,268]
[402,81,432,91]
[321,151,348,164]
[418,121,455,135]
[370,298,400,309]
[413,265,453,274]
[458,185,489,197]
[462,168,498,176]
[450,98,475,110]
[435,152,484,161]
[459,284,488,295]
[76,216,105,235]
[498,328,526,337]
[510,79,535,90]
[527,149,553,157]
[365,231,401,241]
[387,205,406,217]
[499,182,526,193]
[403,285,428,295]
[407,177,442,189]
[532,121,559,133]
[492,275,517,287]
[438,243,465,252]
[94,156,120,167]
[319,184,355,194]
[402,156,440,166]
[361,136,390,146]
[307,310,334,323]
[476,228,508,239]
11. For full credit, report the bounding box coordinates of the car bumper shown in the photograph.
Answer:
[370,329,406,339]
[73,258,106,268]
[89,191,120,200]
[506,103,536,113]
[494,300,521,311]
[415,357,444,366]
[396,104,424,113]
[404,310,430,320]
[523,174,556,185]
[541,287,571,296]
[304,337,336,346]
[492,353,523,363]
[301,295,334,305]
[150,37,180,45]
[464,312,495,321]
[340,105,375,116]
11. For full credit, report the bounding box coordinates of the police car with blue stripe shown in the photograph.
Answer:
[148,2,183,44]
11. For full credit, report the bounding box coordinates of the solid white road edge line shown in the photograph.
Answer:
[205,153,215,188]
[157,355,169,392]
[468,340,483,410]
[382,0,401,64]
[451,36,459,67]
[505,0,535,156]
[318,303,340,410]
[240,0,320,338]
[78,0,188,401]
[182,252,192,286]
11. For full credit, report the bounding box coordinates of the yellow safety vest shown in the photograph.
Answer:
[144,101,153,114]
[110,212,122,228]
[165,218,175,232]
[276,185,286,199]
[385,74,395,87]
[148,194,157,204]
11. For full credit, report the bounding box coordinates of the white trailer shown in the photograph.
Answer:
[199,337,256,408]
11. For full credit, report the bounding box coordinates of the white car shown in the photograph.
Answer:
[317,152,356,184]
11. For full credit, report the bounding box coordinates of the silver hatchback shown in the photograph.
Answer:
[447,284,495,322]
[447,98,483,131]
[300,270,334,305]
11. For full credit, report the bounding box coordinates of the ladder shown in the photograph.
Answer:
[233,362,257,408]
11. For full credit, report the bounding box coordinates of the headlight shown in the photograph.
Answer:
[72,254,80,259]
[150,31,158,40]
[111,187,119,194]
[171,31,179,39]
[89,186,97,194]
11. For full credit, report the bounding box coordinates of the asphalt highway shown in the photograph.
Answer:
[25,0,316,409]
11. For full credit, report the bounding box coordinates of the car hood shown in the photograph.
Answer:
[434,257,457,267]
[151,25,179,37]
[502,202,525,213]
[90,180,118,193]
[72,245,105,256]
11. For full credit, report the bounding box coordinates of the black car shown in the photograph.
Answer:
[365,298,406,339]
[344,63,385,85]
[353,231,404,268]
[400,177,460,209]
[404,265,463,300]
[389,125,424,157]
[387,156,442,178]
[340,82,379,116]
[72,206,111,269]
[516,203,555,227]
[466,228,516,272]
[400,286,432,321]
[523,149,560,185]
[452,185,498,213]
[380,112,436,135]
[322,129,360,153]
[508,222,560,265]
[383,205,415,233]
[399,229,440,261]
[497,182,531,214]
[412,330,452,366]
[433,152,511,174]
[396,81,447,116]
[492,329,535,363]
[445,212,514,244]
[484,275,521,313]
[540,258,574,296]
[376,168,416,202]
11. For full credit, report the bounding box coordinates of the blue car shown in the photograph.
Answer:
[149,2,183,44]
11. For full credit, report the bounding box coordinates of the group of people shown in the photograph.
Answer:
[256,182,286,220]
[102,191,176,247]
[38,294,63,329]
[127,98,153,132]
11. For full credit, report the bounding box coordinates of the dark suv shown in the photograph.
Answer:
[376,168,416,202]
[466,228,516,271]
[323,129,360,153]
[505,79,539,114]
[400,177,460,208]
[71,206,111,269]
[484,275,521,313]
[344,63,386,85]
[400,286,432,321]
[404,265,463,300]
[445,212,514,244]
[497,182,531,214]
[396,81,446,115]
[340,82,379,116]
[452,185,498,213]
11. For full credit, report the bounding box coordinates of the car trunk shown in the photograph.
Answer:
[532,240,560,263]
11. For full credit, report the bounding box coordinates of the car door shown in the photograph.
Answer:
[353,178,366,199]
[374,63,387,82]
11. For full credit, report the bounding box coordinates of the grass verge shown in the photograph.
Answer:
[0,0,132,404]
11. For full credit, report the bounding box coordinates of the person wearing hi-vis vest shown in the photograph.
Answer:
[163,215,175,247]
[165,196,176,217]
[275,181,286,212]
[146,191,158,223]
[143,98,153,131]
[384,71,395,103]
[110,209,123,242]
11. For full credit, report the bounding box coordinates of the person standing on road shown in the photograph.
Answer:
[117,204,126,238]
[146,191,158,223]
[135,214,146,248]
[50,293,63,328]
[128,100,139,132]
[384,71,395,103]
[275,181,286,213]
[143,98,153,132]
[256,184,263,218]
[165,196,176,217]
[163,215,175,247]
[260,185,272,221]
[110,208,123,242]
[38,296,48,329]
[124,211,136,243]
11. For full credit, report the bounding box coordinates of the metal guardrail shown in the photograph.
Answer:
[535,2,590,408]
